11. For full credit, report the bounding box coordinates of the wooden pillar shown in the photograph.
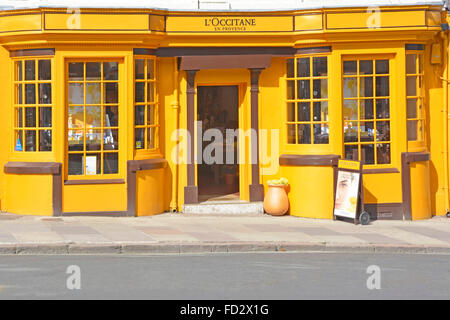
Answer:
[184,70,199,204]
[249,68,264,202]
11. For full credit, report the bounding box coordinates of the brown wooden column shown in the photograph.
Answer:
[249,68,264,202]
[184,70,199,204]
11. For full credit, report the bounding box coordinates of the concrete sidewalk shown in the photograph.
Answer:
[0,212,449,254]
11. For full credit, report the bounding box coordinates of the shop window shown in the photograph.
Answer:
[13,59,53,152]
[134,57,158,150]
[286,55,329,144]
[406,52,425,143]
[67,61,119,176]
[342,59,391,165]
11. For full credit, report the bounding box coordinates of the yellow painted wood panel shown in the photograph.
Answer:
[0,14,41,33]
[326,10,426,29]
[63,184,127,213]
[295,14,323,31]
[44,13,149,31]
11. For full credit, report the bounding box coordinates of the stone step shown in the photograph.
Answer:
[183,201,264,215]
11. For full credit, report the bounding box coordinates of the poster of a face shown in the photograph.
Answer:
[334,170,360,218]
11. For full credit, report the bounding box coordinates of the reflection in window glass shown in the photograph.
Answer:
[406,52,425,142]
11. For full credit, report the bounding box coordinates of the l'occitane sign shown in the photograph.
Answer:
[166,15,293,32]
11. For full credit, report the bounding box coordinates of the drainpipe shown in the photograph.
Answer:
[170,58,180,213]
[440,29,449,214]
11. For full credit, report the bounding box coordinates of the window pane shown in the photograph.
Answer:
[85,154,101,175]
[69,63,84,81]
[376,121,390,141]
[25,84,36,104]
[377,144,391,164]
[359,60,373,75]
[135,59,145,79]
[287,102,295,122]
[314,123,329,144]
[286,59,294,78]
[345,144,359,161]
[68,83,84,105]
[105,106,118,127]
[313,102,328,121]
[361,144,375,164]
[147,105,155,125]
[86,129,102,151]
[343,61,357,75]
[297,102,310,121]
[86,62,101,80]
[104,83,118,103]
[104,153,119,174]
[86,106,101,128]
[25,60,35,80]
[360,77,373,97]
[103,62,118,80]
[39,130,52,151]
[135,105,145,125]
[68,154,84,175]
[104,129,118,150]
[135,82,145,102]
[68,130,84,151]
[25,130,36,151]
[407,99,417,118]
[286,80,295,100]
[360,100,374,120]
[343,78,357,98]
[86,83,101,104]
[343,100,358,121]
[297,58,310,77]
[39,107,52,127]
[135,128,145,149]
[15,131,23,151]
[406,76,417,96]
[360,121,374,142]
[15,61,23,81]
[68,106,84,128]
[297,80,310,99]
[407,120,418,141]
[16,84,23,104]
[344,121,358,142]
[38,60,51,80]
[313,57,327,76]
[375,60,389,74]
[147,127,155,149]
[147,59,154,79]
[375,76,389,97]
[39,83,52,104]
[297,124,311,144]
[375,99,390,119]
[147,82,155,103]
[25,107,36,127]
[406,54,416,74]
[418,54,423,73]
[313,79,327,99]
[16,107,23,128]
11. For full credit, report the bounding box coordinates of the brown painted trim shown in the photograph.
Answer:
[127,158,167,217]
[184,70,199,204]
[180,55,271,71]
[362,168,400,174]
[279,154,340,167]
[10,48,55,57]
[405,44,425,51]
[364,203,404,220]
[52,169,63,217]
[156,47,296,57]
[133,48,157,56]
[4,161,60,175]
[296,46,331,55]
[249,68,264,202]
[64,179,125,185]
[60,211,129,217]
[401,151,431,221]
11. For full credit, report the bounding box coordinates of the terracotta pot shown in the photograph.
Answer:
[264,184,289,216]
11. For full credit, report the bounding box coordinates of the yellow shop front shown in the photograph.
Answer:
[0,4,448,220]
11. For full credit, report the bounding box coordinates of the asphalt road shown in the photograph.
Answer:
[0,252,449,300]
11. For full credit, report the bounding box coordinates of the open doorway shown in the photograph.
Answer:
[197,85,239,202]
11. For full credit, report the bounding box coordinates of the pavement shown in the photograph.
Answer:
[0,212,449,254]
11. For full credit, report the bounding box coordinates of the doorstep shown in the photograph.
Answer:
[182,200,264,215]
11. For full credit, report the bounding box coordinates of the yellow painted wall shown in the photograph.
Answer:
[63,184,127,213]
[0,45,10,212]
[410,161,432,220]
[136,168,167,216]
